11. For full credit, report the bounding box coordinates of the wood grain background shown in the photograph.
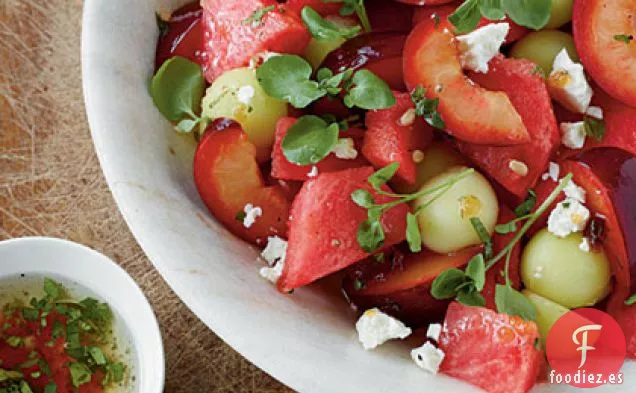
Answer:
[0,1,293,392]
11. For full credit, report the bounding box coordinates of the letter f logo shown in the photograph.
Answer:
[572,324,602,368]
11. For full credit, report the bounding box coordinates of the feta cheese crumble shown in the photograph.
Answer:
[456,23,510,73]
[563,180,586,203]
[242,204,262,228]
[579,237,591,253]
[333,138,358,160]
[560,121,587,149]
[411,341,445,374]
[547,199,590,238]
[307,165,319,178]
[236,85,255,106]
[355,308,412,350]
[547,49,593,113]
[426,323,442,342]
[542,162,560,181]
[586,106,604,120]
[259,236,288,285]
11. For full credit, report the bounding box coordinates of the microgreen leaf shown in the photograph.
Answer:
[176,118,198,134]
[406,213,422,253]
[43,383,57,393]
[495,221,518,235]
[357,218,385,253]
[502,0,551,30]
[22,307,39,321]
[514,189,537,217]
[465,253,486,291]
[256,55,326,108]
[323,0,372,32]
[470,217,493,259]
[52,320,64,339]
[343,70,395,110]
[456,289,486,307]
[583,116,606,142]
[242,5,276,28]
[105,363,125,385]
[495,284,537,320]
[301,7,361,41]
[368,163,400,190]
[281,115,340,165]
[43,278,64,300]
[351,189,375,208]
[150,56,205,122]
[88,347,107,366]
[69,363,92,387]
[625,294,636,306]
[431,269,467,299]
[411,85,445,129]
[479,0,506,20]
[614,34,634,44]
[448,0,482,34]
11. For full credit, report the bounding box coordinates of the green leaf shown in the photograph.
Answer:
[43,383,57,393]
[242,5,276,27]
[104,362,125,385]
[368,163,400,189]
[52,320,64,339]
[583,116,606,142]
[323,0,371,32]
[479,0,506,20]
[456,289,486,307]
[431,269,467,299]
[614,34,634,44]
[69,363,92,387]
[514,189,537,217]
[19,381,33,393]
[449,0,482,34]
[43,278,64,300]
[625,294,636,306]
[38,359,52,377]
[470,217,493,259]
[281,115,340,165]
[301,7,361,41]
[406,213,422,253]
[351,189,375,208]
[411,86,445,130]
[495,284,537,320]
[22,307,39,321]
[256,55,326,108]
[502,0,552,30]
[495,221,518,235]
[176,118,198,134]
[150,56,205,122]
[88,347,107,366]
[357,218,385,253]
[343,70,395,110]
[465,253,486,291]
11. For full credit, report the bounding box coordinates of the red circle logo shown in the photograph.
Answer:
[546,308,626,388]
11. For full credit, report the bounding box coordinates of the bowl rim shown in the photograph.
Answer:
[0,236,165,393]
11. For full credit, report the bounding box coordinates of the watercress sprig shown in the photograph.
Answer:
[411,85,445,130]
[449,0,552,34]
[301,7,361,41]
[351,164,475,252]
[281,115,341,165]
[150,56,208,133]
[322,0,372,32]
[431,173,573,320]
[256,54,395,110]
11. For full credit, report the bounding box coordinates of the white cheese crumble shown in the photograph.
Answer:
[563,180,586,203]
[548,49,593,113]
[332,138,358,160]
[411,341,445,374]
[242,204,262,228]
[456,23,510,73]
[542,162,560,181]
[259,236,288,285]
[236,85,255,106]
[547,199,590,238]
[355,308,412,350]
[579,237,591,253]
[307,165,318,178]
[426,323,442,342]
[586,106,604,119]
[560,121,587,149]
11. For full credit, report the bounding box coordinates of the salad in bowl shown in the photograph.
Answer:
[149,0,636,392]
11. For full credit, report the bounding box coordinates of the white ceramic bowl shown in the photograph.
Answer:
[81,1,634,392]
[0,237,164,392]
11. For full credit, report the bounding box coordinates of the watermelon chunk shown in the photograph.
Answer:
[362,91,433,184]
[201,0,310,82]
[271,117,369,181]
[457,56,560,198]
[278,167,408,291]
[439,302,542,393]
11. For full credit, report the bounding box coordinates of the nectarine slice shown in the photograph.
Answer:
[403,19,529,145]
[573,0,636,107]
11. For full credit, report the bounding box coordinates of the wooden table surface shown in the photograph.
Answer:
[0,1,293,392]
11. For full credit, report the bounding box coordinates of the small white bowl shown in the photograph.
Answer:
[0,237,164,393]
